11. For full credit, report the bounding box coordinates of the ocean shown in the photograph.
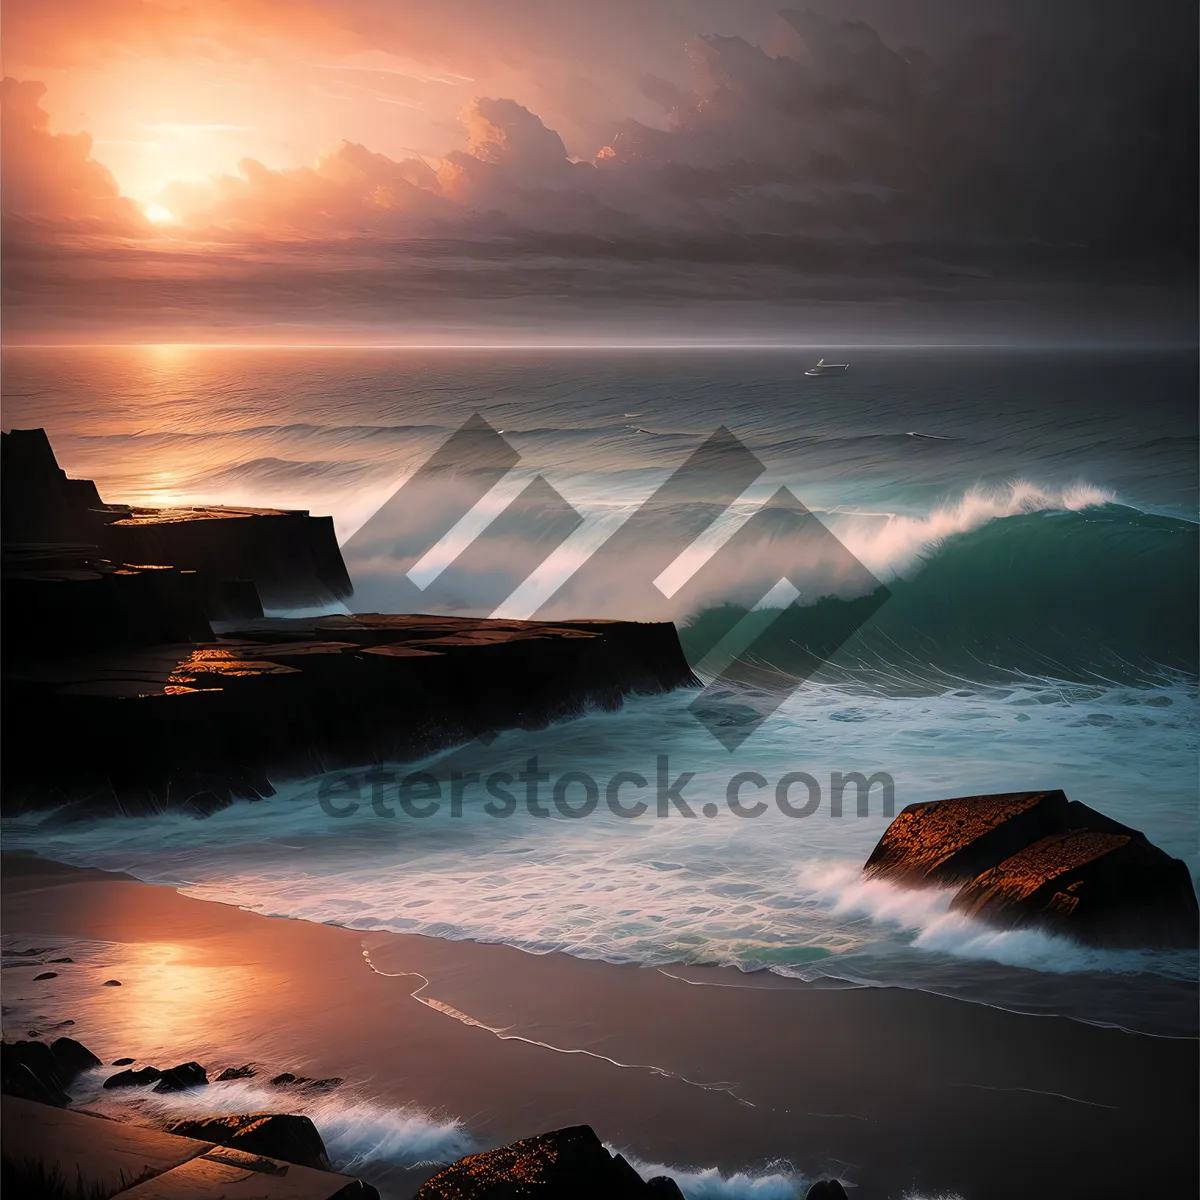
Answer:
[4,343,1197,1051]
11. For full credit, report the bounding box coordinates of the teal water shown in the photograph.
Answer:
[4,345,1197,1037]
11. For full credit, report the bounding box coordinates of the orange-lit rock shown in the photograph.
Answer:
[415,1125,684,1199]
[864,792,1199,948]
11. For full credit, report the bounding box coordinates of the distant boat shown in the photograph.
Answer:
[804,357,849,376]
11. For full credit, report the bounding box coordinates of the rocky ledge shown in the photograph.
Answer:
[863,789,1198,948]
[5,614,697,819]
[2,429,699,818]
[3,427,350,614]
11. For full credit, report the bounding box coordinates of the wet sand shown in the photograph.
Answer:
[2,853,1195,1198]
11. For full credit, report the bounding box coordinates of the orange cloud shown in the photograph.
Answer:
[1,78,149,234]
[158,141,449,237]
[3,0,367,67]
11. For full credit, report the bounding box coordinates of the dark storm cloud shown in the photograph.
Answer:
[1,2,1194,338]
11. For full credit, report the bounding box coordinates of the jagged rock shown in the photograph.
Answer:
[215,1064,257,1081]
[1,429,346,611]
[50,1038,101,1077]
[864,792,1199,947]
[1,1037,101,1105]
[806,1183,849,1200]
[3,431,699,820]
[166,1113,332,1171]
[104,1066,162,1089]
[153,1062,208,1093]
[1,429,104,543]
[2,1062,70,1106]
[415,1126,681,1198]
[306,1077,343,1090]
[269,1072,305,1087]
[1,1043,70,1106]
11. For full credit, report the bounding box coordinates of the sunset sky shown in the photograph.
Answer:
[3,0,1195,342]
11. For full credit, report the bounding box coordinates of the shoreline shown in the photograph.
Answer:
[3,852,1196,1199]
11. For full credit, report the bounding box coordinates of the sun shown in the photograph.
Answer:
[144,202,176,224]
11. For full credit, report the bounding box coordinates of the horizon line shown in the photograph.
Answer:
[4,340,1195,352]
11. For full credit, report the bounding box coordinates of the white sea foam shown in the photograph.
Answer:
[73,1075,476,1172]
[76,1072,806,1197]
[796,862,1177,975]
[833,479,1117,580]
[618,1154,806,1199]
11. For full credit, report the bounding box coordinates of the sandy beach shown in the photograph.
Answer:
[2,852,1195,1198]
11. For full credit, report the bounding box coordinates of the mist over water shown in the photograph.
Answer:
[4,345,1197,1037]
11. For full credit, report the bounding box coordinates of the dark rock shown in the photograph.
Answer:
[32,972,57,981]
[210,578,265,621]
[1,429,101,543]
[269,1072,308,1087]
[5,615,698,818]
[153,1061,208,1092]
[806,1183,849,1200]
[305,1077,343,1089]
[112,1057,135,1066]
[646,1178,687,1198]
[26,1031,39,1039]
[950,830,1200,947]
[216,1064,257,1081]
[166,1113,332,1171]
[102,980,121,987]
[48,957,73,963]
[103,1067,162,1089]
[2,428,347,611]
[2,1061,70,1106]
[50,1037,102,1077]
[102,506,351,610]
[415,1126,681,1198]
[51,1020,75,1027]
[1,1041,71,1105]
[3,431,699,820]
[3,549,214,657]
[1,1037,99,1103]
[864,792,1199,947]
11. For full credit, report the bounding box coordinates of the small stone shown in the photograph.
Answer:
[48,958,73,964]
[269,1072,306,1087]
[304,1077,343,1090]
[102,980,121,987]
[112,1057,135,1066]
[33,972,57,981]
